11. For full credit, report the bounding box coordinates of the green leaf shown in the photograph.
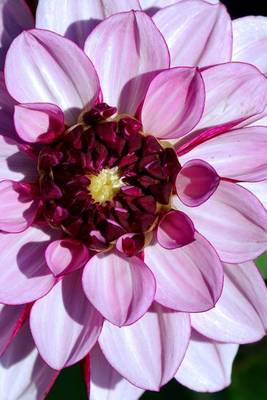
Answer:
[256,252,267,279]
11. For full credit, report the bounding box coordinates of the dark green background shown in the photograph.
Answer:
[24,0,267,398]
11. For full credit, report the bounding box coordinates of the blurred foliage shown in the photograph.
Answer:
[256,252,267,279]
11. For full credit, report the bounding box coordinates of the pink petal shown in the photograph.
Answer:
[84,11,169,114]
[153,1,232,67]
[192,262,267,343]
[141,0,218,15]
[99,304,190,390]
[175,331,238,392]
[173,181,267,263]
[0,180,38,233]
[194,63,267,132]
[5,29,100,125]
[30,270,103,370]
[89,344,144,400]
[0,304,27,356]
[157,210,195,249]
[36,0,141,48]
[141,67,205,139]
[0,227,56,304]
[144,233,223,312]
[116,233,145,257]
[0,136,36,182]
[233,16,267,74]
[0,322,59,400]
[45,239,90,277]
[14,103,65,143]
[239,181,267,209]
[82,251,156,326]
[0,72,17,139]
[0,0,34,69]
[176,159,219,207]
[180,127,267,182]
[140,0,179,10]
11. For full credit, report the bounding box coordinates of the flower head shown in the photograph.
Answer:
[0,0,267,398]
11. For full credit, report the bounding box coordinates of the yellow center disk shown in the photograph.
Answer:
[88,167,123,203]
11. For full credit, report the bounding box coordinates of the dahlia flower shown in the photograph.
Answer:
[0,0,267,399]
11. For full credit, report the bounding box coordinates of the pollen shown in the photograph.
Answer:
[88,167,123,203]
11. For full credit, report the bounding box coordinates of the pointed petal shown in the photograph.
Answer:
[195,63,267,131]
[233,16,267,74]
[176,331,238,392]
[99,304,190,390]
[192,262,267,343]
[144,233,223,312]
[0,136,36,182]
[0,72,17,139]
[176,160,219,207]
[45,239,90,277]
[89,344,144,400]
[36,0,141,48]
[83,251,156,326]
[141,67,204,139]
[84,11,169,114]
[0,227,56,304]
[239,181,267,209]
[153,1,232,67]
[0,180,38,233]
[180,126,267,182]
[14,103,65,143]
[0,0,34,69]
[173,181,267,263]
[30,270,103,370]
[5,29,100,125]
[0,322,59,400]
[157,210,195,250]
[0,304,27,357]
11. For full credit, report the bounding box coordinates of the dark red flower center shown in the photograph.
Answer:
[38,103,180,251]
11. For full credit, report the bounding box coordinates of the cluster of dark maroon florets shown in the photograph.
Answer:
[38,103,180,251]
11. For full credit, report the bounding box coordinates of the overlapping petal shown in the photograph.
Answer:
[14,103,65,143]
[83,251,156,326]
[176,159,220,206]
[194,62,267,131]
[233,16,267,74]
[0,72,17,139]
[0,136,36,182]
[84,11,169,115]
[144,233,223,312]
[0,180,39,233]
[141,67,205,139]
[180,126,267,182]
[89,344,144,400]
[153,0,232,67]
[239,181,267,209]
[5,29,100,125]
[0,0,34,69]
[36,0,141,47]
[99,304,190,390]
[0,304,27,357]
[157,210,195,249]
[0,322,59,400]
[175,331,238,392]
[173,181,267,263]
[191,262,267,343]
[30,270,103,370]
[45,239,90,277]
[0,227,56,304]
